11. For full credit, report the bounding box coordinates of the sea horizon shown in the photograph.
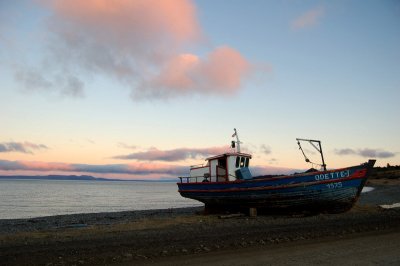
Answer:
[0,179,201,219]
[0,174,177,182]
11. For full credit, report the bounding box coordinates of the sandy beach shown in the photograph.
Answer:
[1,178,400,266]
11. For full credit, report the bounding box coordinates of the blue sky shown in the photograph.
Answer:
[0,0,399,179]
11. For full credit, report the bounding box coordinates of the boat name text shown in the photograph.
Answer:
[314,170,350,181]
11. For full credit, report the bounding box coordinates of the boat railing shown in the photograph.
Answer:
[178,175,222,183]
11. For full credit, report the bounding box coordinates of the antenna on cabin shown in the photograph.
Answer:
[231,128,242,153]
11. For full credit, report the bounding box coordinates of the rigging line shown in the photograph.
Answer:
[308,141,321,153]
[297,141,310,162]
[298,141,323,167]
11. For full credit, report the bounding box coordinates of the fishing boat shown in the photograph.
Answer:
[177,129,376,214]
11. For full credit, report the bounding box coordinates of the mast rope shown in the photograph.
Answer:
[297,141,309,162]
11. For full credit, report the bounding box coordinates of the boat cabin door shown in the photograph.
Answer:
[217,157,227,182]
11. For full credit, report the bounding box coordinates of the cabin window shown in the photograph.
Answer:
[235,157,240,168]
[245,157,249,167]
[240,157,245,168]
[218,158,227,169]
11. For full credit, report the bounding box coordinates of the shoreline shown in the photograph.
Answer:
[0,206,204,234]
[1,178,399,235]
[1,175,399,221]
[1,181,396,223]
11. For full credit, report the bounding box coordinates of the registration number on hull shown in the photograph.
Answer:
[326,182,343,189]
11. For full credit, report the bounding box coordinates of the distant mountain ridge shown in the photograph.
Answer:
[0,175,117,181]
[0,175,176,182]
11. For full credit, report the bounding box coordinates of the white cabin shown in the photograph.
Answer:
[189,152,252,182]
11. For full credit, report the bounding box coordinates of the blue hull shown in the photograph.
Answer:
[178,160,375,212]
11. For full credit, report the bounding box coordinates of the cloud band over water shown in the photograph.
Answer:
[334,148,396,158]
[113,146,230,161]
[0,159,299,179]
[0,160,187,176]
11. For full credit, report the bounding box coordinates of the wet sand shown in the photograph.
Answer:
[1,178,399,266]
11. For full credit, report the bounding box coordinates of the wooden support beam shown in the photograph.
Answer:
[249,207,257,217]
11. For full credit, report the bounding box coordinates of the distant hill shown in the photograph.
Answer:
[0,175,116,181]
[0,175,176,182]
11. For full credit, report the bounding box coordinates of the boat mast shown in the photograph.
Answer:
[296,138,327,171]
[233,128,242,153]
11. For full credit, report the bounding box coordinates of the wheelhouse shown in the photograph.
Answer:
[188,152,252,183]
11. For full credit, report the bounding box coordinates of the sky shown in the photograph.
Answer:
[0,0,399,180]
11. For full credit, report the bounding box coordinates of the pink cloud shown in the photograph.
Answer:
[126,162,185,174]
[18,161,74,171]
[291,6,325,30]
[16,0,260,99]
[37,0,203,90]
[198,46,252,94]
[137,46,252,98]
[113,146,231,161]
[45,0,200,53]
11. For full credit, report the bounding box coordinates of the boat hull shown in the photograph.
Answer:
[177,160,375,213]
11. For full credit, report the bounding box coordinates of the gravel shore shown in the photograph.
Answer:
[1,178,399,266]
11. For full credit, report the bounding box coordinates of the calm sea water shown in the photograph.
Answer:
[0,179,202,219]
